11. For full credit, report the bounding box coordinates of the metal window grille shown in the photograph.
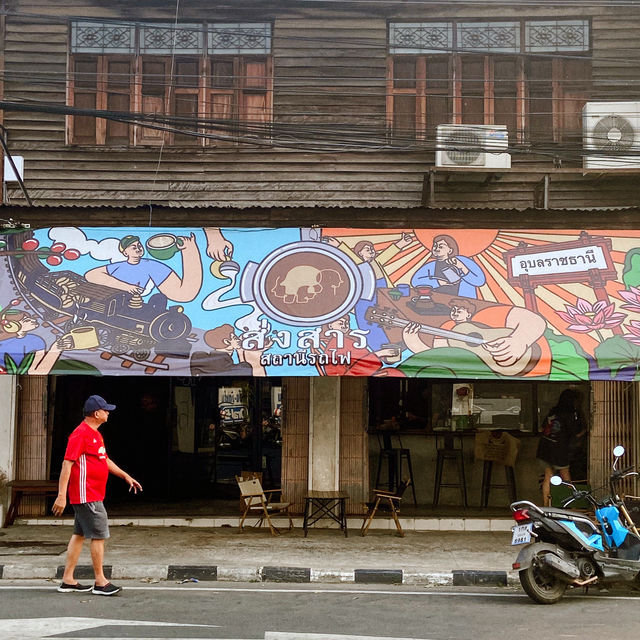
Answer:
[457,22,520,53]
[71,21,272,56]
[388,20,590,54]
[389,22,453,54]
[208,23,272,55]
[139,23,204,54]
[71,21,135,54]
[525,20,590,52]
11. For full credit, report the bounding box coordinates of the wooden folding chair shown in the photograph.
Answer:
[236,475,293,535]
[361,478,411,538]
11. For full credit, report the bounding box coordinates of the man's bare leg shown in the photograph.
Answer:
[90,538,108,586]
[61,534,85,584]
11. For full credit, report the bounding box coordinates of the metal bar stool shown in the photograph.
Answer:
[433,433,468,507]
[374,432,417,506]
[481,461,517,507]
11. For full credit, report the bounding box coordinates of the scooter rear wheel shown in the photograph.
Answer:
[519,552,567,604]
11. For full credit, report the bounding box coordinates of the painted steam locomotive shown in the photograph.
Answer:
[4,232,192,361]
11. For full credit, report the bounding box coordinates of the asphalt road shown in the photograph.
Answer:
[0,581,639,639]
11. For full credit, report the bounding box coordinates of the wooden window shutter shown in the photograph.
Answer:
[207,58,235,145]
[173,58,200,146]
[105,59,132,145]
[527,58,554,142]
[241,59,271,138]
[390,57,418,140]
[139,58,169,145]
[71,57,99,144]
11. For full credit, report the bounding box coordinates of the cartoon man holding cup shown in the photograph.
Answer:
[85,233,203,302]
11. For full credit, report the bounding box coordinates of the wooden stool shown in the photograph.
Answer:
[433,440,468,507]
[481,461,517,507]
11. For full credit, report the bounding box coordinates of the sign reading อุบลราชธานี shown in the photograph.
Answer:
[1,226,639,380]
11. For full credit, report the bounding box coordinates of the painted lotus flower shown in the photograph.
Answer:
[557,298,626,333]
[619,286,640,314]
[623,320,640,345]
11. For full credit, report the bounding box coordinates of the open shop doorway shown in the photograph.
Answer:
[49,376,282,516]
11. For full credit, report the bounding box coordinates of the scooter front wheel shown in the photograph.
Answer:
[519,551,567,604]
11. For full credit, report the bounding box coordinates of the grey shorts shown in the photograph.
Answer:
[72,501,110,539]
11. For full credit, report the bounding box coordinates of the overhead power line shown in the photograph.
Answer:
[3,98,640,166]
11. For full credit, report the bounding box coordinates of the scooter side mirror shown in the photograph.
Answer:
[613,445,625,458]
[550,475,563,486]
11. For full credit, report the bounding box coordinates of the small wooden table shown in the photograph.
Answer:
[3,480,59,527]
[303,490,349,537]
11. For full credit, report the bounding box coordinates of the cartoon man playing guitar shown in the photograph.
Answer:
[374,298,552,378]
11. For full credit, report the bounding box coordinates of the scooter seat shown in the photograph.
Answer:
[542,506,594,522]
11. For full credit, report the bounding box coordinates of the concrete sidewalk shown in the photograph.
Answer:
[0,518,518,587]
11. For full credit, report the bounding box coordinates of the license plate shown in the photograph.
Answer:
[511,523,533,545]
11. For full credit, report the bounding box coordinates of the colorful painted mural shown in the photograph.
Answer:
[1,226,640,380]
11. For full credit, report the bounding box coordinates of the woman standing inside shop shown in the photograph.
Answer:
[537,389,587,506]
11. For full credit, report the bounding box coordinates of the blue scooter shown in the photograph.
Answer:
[510,445,640,604]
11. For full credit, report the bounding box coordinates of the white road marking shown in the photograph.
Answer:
[0,584,638,600]
[265,634,430,640]
[0,617,219,638]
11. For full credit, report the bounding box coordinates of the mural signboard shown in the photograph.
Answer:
[2,226,640,381]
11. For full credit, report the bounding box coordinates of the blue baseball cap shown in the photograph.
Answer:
[83,395,116,413]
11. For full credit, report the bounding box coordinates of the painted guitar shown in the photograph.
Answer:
[364,306,540,377]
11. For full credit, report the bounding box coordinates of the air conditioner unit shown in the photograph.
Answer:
[436,124,511,169]
[583,101,640,169]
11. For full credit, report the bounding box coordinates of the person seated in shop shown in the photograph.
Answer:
[85,234,202,302]
[190,324,271,377]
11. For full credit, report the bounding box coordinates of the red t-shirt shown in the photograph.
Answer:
[64,422,109,504]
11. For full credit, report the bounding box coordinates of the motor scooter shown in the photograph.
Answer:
[510,445,640,604]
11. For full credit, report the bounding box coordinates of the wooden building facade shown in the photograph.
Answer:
[1,1,640,518]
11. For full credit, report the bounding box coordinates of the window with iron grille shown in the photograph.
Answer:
[68,21,272,146]
[387,20,591,146]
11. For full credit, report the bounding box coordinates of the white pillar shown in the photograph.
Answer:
[308,377,340,490]
[0,376,18,514]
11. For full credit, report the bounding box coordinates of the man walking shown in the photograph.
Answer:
[52,395,142,596]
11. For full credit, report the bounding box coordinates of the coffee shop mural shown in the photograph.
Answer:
[2,226,640,381]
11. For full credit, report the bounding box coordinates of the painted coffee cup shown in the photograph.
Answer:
[60,326,100,350]
[380,343,403,364]
[146,233,184,260]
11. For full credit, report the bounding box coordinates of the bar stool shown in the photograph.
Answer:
[374,432,417,506]
[433,433,468,507]
[481,461,517,507]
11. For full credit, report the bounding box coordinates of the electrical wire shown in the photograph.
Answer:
[2,98,640,166]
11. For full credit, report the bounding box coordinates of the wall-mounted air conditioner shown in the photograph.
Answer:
[583,101,640,169]
[436,124,511,169]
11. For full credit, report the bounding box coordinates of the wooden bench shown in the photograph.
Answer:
[2,480,59,527]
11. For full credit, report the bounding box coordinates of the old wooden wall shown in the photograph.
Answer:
[15,375,49,516]
[339,377,368,516]
[1,1,639,211]
[590,381,639,499]
[281,376,309,514]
